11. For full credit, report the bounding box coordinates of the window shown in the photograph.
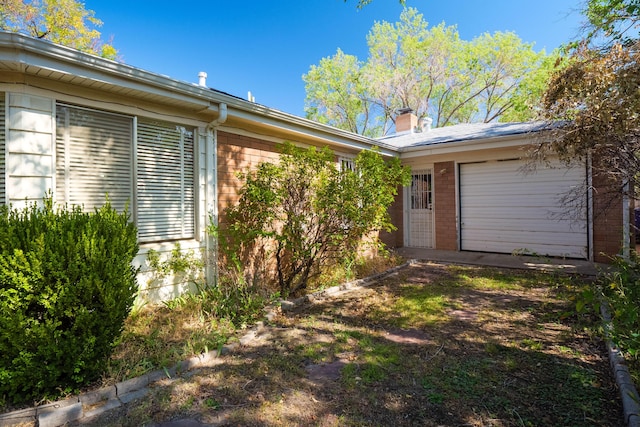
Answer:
[411,171,432,210]
[339,157,356,172]
[56,104,133,212]
[56,104,196,242]
[137,120,195,241]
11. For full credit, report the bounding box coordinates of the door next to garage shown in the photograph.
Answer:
[406,169,434,248]
[459,159,588,259]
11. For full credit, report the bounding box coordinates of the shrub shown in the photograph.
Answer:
[216,143,410,297]
[0,198,139,404]
[600,253,640,361]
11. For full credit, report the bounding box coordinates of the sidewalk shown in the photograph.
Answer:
[394,248,600,276]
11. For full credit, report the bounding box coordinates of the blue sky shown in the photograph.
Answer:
[88,0,585,117]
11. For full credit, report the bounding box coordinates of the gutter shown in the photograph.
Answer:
[396,132,534,159]
[0,31,393,156]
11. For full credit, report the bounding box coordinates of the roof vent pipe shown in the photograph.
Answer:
[198,71,207,87]
[421,117,433,132]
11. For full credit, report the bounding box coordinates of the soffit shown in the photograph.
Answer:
[0,32,395,156]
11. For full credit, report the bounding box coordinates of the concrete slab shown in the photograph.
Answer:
[0,407,36,426]
[38,402,83,427]
[394,248,600,276]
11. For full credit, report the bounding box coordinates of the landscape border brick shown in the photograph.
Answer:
[601,304,640,426]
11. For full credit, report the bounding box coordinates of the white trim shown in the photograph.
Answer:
[0,32,391,156]
[398,134,531,159]
[0,92,5,205]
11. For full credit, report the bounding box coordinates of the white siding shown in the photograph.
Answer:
[0,93,5,205]
[459,159,588,258]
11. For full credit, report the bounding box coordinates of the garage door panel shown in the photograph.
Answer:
[462,174,584,189]
[462,228,586,246]
[459,159,588,259]
[462,195,573,208]
[462,239,586,258]
[461,206,585,221]
[462,218,586,233]
[463,183,583,195]
[463,161,582,175]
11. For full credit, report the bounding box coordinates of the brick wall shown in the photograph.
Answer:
[592,167,624,263]
[217,131,279,219]
[380,186,404,248]
[434,161,457,250]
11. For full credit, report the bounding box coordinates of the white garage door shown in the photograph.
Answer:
[459,159,588,259]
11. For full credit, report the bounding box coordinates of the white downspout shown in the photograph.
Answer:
[205,103,227,286]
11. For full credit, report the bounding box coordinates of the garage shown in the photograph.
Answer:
[459,159,588,259]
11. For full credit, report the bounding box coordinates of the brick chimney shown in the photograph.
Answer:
[396,108,418,133]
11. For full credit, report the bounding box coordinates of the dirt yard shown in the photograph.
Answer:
[81,262,624,427]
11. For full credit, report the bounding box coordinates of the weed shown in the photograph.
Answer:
[520,338,544,351]
[204,397,221,409]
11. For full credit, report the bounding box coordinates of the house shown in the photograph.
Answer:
[379,111,628,264]
[0,32,394,302]
[0,32,629,303]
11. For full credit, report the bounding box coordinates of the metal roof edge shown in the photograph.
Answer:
[396,131,541,158]
[0,32,396,156]
[392,123,549,154]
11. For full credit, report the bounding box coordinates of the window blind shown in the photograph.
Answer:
[137,120,195,242]
[55,104,133,213]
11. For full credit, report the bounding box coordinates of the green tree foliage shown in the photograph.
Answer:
[346,0,406,9]
[304,8,556,136]
[536,0,639,198]
[0,199,138,403]
[584,0,640,45]
[217,143,410,296]
[0,0,117,59]
[600,254,640,360]
[537,1,639,365]
[304,49,372,135]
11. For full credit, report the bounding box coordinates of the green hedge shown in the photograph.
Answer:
[601,253,640,360]
[0,199,139,403]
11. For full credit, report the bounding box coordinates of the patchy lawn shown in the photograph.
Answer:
[80,262,623,426]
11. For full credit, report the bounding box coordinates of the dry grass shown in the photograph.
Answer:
[103,252,404,387]
[78,262,624,427]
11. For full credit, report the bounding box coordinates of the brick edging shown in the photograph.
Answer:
[600,303,640,427]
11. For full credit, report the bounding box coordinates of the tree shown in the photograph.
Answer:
[217,143,410,297]
[304,8,556,136]
[0,0,117,59]
[347,0,406,9]
[536,1,639,200]
[583,0,639,46]
[303,49,374,135]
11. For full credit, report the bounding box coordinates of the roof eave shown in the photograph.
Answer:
[398,132,540,158]
[0,32,396,155]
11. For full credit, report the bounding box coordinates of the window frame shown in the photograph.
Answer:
[55,103,197,243]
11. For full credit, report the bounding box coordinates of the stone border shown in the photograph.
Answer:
[601,303,640,427]
[0,351,225,427]
[0,261,414,427]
